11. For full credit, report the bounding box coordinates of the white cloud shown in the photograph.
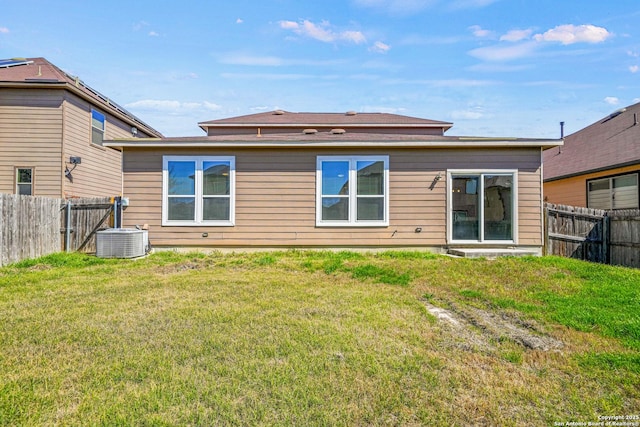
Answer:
[218,53,347,67]
[468,24,611,64]
[279,19,366,44]
[627,50,639,58]
[604,97,619,106]
[236,18,243,24]
[468,41,537,61]
[449,0,498,9]
[133,21,149,31]
[451,110,484,120]
[360,106,408,114]
[343,30,367,44]
[279,20,298,30]
[220,54,284,66]
[220,72,317,80]
[125,100,221,113]
[0,27,9,34]
[352,0,438,14]
[534,24,611,45]
[500,29,532,42]
[370,41,391,53]
[469,25,493,38]
[630,65,639,73]
[148,31,160,37]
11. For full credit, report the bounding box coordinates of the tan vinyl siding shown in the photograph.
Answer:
[0,89,64,197]
[61,94,125,198]
[122,147,543,248]
[544,164,640,207]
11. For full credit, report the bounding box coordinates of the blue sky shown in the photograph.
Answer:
[1,0,639,137]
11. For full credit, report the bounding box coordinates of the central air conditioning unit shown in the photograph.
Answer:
[96,228,148,258]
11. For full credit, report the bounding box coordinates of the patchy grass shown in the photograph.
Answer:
[0,251,638,426]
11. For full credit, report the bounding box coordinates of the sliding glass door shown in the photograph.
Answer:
[450,172,515,243]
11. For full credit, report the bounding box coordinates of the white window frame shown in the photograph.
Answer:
[162,155,235,226]
[316,155,389,227]
[447,170,518,244]
[587,172,639,210]
[91,109,106,146]
[15,167,33,195]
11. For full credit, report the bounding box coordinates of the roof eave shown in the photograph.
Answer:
[0,80,163,138]
[104,138,562,149]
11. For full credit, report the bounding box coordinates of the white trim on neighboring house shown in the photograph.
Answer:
[447,169,518,245]
[316,155,389,227]
[162,155,235,227]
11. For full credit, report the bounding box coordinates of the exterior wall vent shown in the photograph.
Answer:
[96,229,148,258]
[303,128,318,134]
[331,128,346,134]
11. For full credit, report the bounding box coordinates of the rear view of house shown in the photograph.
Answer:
[106,110,561,253]
[0,57,162,199]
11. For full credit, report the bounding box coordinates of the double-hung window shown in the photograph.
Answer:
[448,171,517,243]
[16,167,33,195]
[162,156,235,226]
[91,109,105,146]
[316,156,389,226]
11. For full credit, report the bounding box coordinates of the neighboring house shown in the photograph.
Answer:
[0,57,162,199]
[544,102,640,209]
[105,110,561,253]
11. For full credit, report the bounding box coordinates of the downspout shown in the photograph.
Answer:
[540,147,545,254]
[65,200,72,252]
[60,96,67,198]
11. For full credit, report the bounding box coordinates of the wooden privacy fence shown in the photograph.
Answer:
[0,194,114,267]
[545,203,640,268]
[61,197,114,254]
[0,194,61,267]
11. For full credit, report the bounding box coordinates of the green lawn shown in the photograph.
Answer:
[0,250,638,426]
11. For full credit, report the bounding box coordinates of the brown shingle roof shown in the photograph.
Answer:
[199,110,453,130]
[543,102,640,181]
[0,57,163,138]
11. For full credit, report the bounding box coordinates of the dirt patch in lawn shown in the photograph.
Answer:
[424,301,564,352]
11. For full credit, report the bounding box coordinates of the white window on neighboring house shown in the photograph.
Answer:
[162,156,235,226]
[448,171,517,243]
[91,109,105,145]
[316,156,389,226]
[16,167,33,195]
[588,173,639,210]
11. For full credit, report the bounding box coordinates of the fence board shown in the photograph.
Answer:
[0,195,114,266]
[608,210,640,268]
[545,203,640,268]
[62,197,113,253]
[0,194,61,267]
[545,204,607,263]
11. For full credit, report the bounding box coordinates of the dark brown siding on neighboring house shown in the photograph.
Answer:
[122,147,543,248]
[0,89,64,197]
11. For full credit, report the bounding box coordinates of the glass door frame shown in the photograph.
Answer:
[446,170,518,244]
